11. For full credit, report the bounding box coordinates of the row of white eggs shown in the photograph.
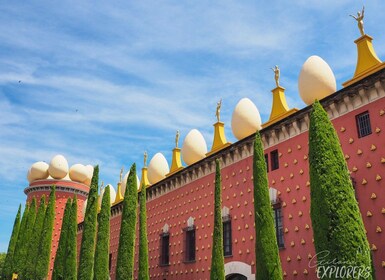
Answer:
[27,155,94,186]
[146,55,337,185]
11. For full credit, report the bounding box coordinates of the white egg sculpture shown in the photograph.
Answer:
[100,184,117,205]
[69,164,88,183]
[48,155,69,179]
[231,98,262,140]
[298,55,337,105]
[121,171,141,195]
[147,153,169,184]
[27,169,33,183]
[82,199,87,216]
[30,161,49,181]
[181,129,207,165]
[83,165,94,186]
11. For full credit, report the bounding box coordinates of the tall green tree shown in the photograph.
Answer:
[25,196,47,280]
[138,183,149,280]
[64,196,78,280]
[35,187,56,280]
[253,132,283,280]
[1,205,21,279]
[78,165,99,280]
[116,164,138,280]
[210,159,225,280]
[94,186,111,280]
[12,203,29,275]
[309,101,373,279]
[52,198,72,280]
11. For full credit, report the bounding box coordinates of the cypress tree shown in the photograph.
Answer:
[116,163,138,280]
[64,196,78,280]
[35,187,56,280]
[78,165,99,280]
[253,132,283,280]
[138,184,149,280]
[210,159,225,280]
[16,198,37,279]
[25,196,47,280]
[12,203,29,275]
[94,186,111,280]
[1,205,21,279]
[309,101,373,279]
[52,198,72,280]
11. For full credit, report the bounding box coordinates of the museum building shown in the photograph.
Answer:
[24,27,385,279]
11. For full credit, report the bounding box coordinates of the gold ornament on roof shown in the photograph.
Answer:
[350,6,365,36]
[215,99,222,122]
[271,65,280,87]
[143,151,148,167]
[119,167,124,183]
[175,130,180,148]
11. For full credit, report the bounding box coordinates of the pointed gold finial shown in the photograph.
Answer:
[175,130,180,148]
[343,7,385,87]
[207,99,231,156]
[140,151,151,189]
[114,168,124,204]
[167,131,184,176]
[350,6,365,36]
[262,67,298,128]
[144,151,148,167]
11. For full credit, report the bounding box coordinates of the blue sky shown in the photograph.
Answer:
[1,0,384,252]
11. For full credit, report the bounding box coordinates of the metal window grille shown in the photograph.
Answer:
[356,111,372,138]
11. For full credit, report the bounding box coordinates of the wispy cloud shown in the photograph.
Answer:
[0,0,384,251]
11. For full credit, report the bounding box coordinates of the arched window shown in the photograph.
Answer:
[160,224,170,266]
[184,217,196,262]
[222,206,232,256]
[270,188,284,248]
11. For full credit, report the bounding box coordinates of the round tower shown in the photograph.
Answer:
[24,155,92,279]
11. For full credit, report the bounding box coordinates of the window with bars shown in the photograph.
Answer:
[223,216,232,257]
[109,253,112,272]
[356,111,372,138]
[271,150,279,171]
[184,226,196,262]
[273,203,284,248]
[160,233,170,266]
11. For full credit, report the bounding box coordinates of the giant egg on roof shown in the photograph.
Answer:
[147,153,169,184]
[69,164,88,183]
[121,170,141,195]
[100,184,117,205]
[231,98,262,140]
[48,155,69,179]
[298,55,337,105]
[181,129,207,165]
[30,161,49,181]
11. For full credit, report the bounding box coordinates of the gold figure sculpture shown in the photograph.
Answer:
[119,167,124,183]
[216,99,222,122]
[350,6,365,36]
[144,151,148,167]
[271,65,280,87]
[175,130,180,148]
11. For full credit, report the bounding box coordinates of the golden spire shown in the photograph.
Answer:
[207,99,231,156]
[262,66,298,128]
[167,130,184,176]
[114,166,124,204]
[343,7,385,87]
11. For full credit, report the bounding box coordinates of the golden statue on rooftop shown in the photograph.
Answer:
[119,167,124,183]
[144,151,148,167]
[350,6,365,36]
[175,130,180,148]
[216,99,222,122]
[271,65,280,87]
